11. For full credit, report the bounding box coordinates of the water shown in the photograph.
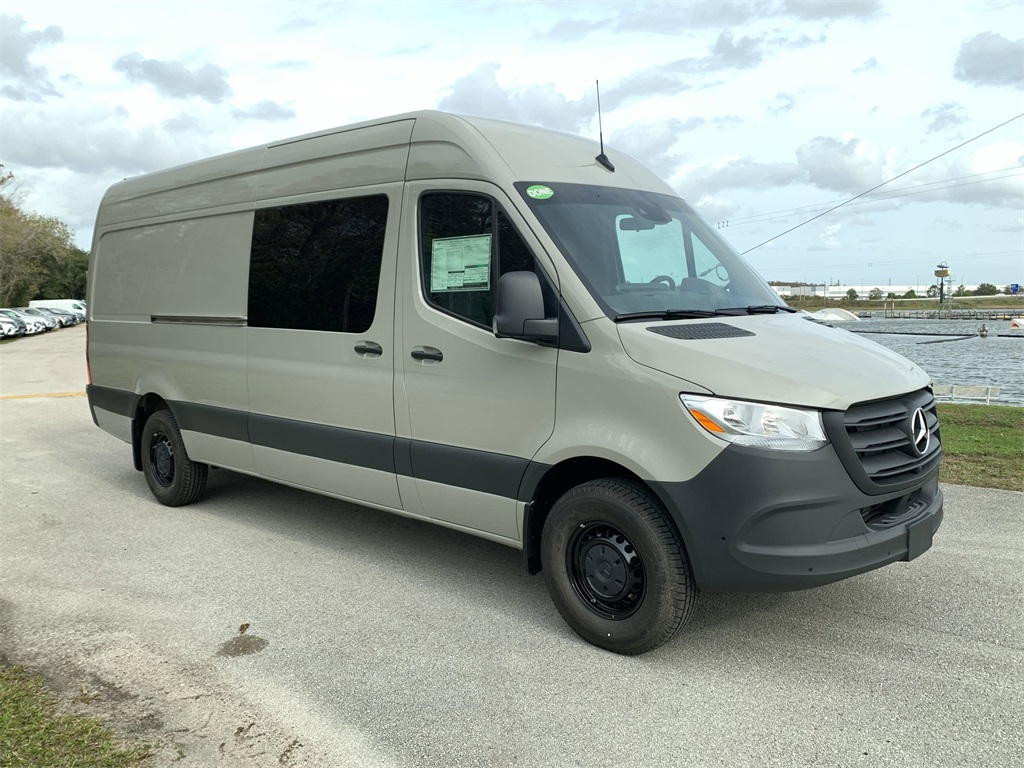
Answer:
[843,317,1024,406]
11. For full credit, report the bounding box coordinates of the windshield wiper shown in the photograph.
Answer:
[614,305,797,322]
[613,309,720,322]
[718,305,798,315]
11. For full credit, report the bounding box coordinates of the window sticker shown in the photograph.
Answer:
[430,234,492,292]
[526,184,554,200]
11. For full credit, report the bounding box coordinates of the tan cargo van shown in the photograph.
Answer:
[86,111,943,654]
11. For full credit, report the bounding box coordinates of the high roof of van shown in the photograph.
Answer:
[95,111,674,229]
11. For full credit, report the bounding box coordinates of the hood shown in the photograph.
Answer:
[616,314,929,411]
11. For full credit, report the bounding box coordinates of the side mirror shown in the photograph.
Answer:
[493,271,558,343]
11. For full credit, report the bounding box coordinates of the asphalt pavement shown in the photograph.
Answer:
[1,325,1022,767]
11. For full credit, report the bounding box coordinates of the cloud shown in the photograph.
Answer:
[268,60,311,71]
[280,18,317,33]
[711,115,744,128]
[666,31,764,73]
[813,223,842,250]
[438,65,706,178]
[543,2,767,42]
[439,63,592,133]
[0,14,63,101]
[691,195,740,223]
[680,157,805,195]
[796,136,886,193]
[3,106,207,175]
[853,56,878,73]
[162,113,202,133]
[768,92,797,115]
[921,102,967,134]
[608,118,704,178]
[544,18,606,42]
[783,0,883,19]
[600,71,691,111]
[954,32,1024,89]
[113,53,233,103]
[615,1,765,33]
[770,33,826,50]
[393,44,433,56]
[932,217,964,232]
[231,101,296,121]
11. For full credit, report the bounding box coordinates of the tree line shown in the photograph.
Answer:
[858,283,1008,301]
[771,280,1014,301]
[0,166,88,307]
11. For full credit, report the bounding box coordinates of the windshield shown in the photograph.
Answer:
[516,182,786,319]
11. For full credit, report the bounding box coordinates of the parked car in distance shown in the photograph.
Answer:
[51,307,84,325]
[0,312,28,337]
[29,306,78,327]
[17,308,59,330]
[0,309,46,334]
[41,306,85,323]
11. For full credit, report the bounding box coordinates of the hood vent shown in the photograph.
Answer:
[647,323,755,340]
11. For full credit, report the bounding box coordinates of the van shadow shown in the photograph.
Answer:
[125,466,552,626]
[120,465,895,657]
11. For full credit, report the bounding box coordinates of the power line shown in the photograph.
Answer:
[718,166,1023,228]
[739,113,1024,255]
[727,172,1024,229]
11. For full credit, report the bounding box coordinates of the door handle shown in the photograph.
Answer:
[354,341,383,357]
[410,347,443,363]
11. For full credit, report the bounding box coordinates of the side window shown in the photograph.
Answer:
[419,192,536,327]
[691,232,730,287]
[248,195,388,333]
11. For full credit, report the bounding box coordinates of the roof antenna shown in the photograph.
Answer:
[594,80,615,172]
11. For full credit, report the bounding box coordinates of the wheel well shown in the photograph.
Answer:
[131,394,171,471]
[523,457,644,575]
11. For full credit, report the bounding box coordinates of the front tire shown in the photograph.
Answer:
[140,409,208,506]
[541,478,697,654]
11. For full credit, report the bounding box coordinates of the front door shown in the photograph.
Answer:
[396,181,558,542]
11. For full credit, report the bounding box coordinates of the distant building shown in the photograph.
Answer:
[771,284,986,299]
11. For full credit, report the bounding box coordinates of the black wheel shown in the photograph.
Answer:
[541,478,697,654]
[140,409,208,506]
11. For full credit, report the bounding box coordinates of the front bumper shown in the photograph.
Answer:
[651,442,943,592]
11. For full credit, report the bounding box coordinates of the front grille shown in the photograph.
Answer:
[826,388,942,494]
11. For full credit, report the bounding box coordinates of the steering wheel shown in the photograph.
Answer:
[649,275,676,290]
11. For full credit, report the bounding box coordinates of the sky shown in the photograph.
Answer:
[1,0,1022,289]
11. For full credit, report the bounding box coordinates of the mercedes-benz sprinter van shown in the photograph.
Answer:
[86,111,943,654]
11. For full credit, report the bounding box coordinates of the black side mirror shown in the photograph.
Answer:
[493,271,558,343]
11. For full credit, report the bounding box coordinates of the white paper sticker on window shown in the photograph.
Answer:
[430,234,492,292]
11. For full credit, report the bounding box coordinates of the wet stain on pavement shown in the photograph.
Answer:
[216,634,268,658]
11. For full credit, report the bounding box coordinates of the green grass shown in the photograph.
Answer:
[937,403,1024,491]
[0,665,150,767]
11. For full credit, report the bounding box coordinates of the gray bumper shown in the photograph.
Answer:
[651,443,944,593]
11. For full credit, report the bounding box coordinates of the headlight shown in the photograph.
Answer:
[680,395,827,452]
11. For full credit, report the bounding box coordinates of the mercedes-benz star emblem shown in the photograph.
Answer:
[911,407,930,456]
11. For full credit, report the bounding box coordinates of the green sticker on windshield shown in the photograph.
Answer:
[526,184,554,200]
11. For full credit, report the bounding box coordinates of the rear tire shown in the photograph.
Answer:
[541,478,697,654]
[140,409,208,506]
